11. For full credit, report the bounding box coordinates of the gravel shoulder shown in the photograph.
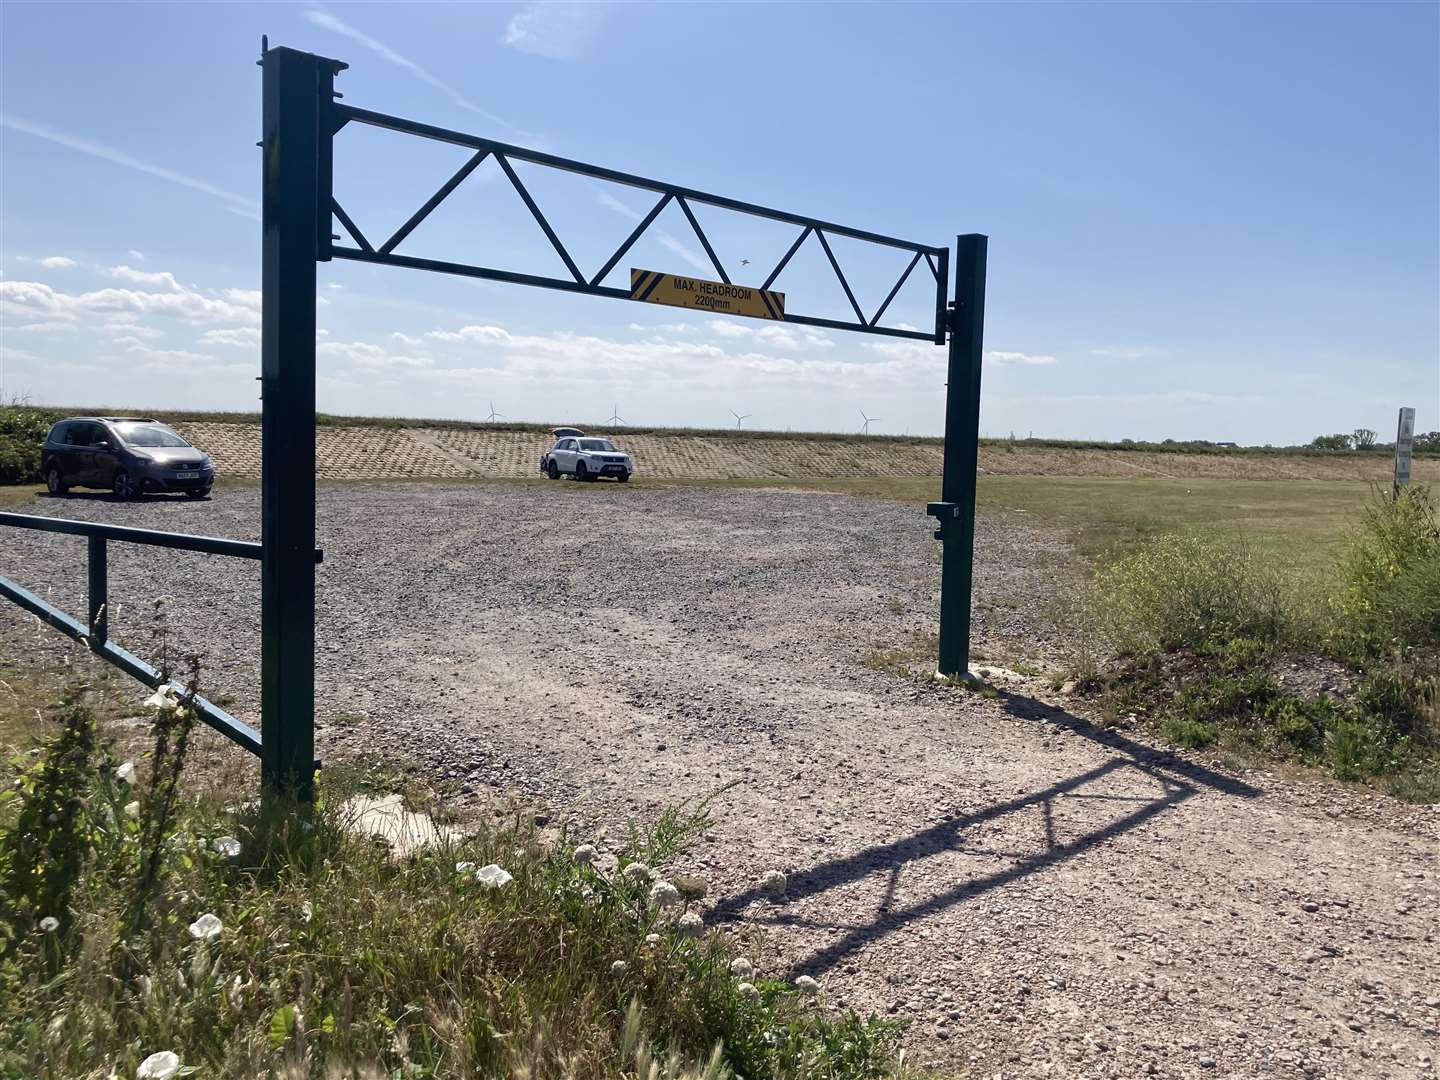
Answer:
[2,482,1435,1079]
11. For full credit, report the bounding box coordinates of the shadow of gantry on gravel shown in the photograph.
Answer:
[710,690,1262,978]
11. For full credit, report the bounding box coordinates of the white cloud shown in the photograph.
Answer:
[14,321,78,334]
[503,1,605,60]
[1090,346,1149,360]
[199,327,261,348]
[303,11,531,140]
[391,332,424,346]
[127,249,146,263]
[985,350,1058,366]
[39,256,76,269]
[1,279,261,326]
[319,339,432,369]
[108,265,182,290]
[426,325,513,344]
[327,282,344,290]
[102,322,163,339]
[0,115,258,217]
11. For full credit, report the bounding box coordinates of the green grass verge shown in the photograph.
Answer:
[0,690,915,1080]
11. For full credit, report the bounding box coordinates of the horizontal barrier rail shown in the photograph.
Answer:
[0,512,323,563]
[0,512,323,763]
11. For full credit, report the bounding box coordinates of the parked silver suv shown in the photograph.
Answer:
[41,417,215,499]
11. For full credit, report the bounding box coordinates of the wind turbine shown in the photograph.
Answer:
[607,402,626,426]
[730,409,752,429]
[486,401,504,422]
[860,408,881,435]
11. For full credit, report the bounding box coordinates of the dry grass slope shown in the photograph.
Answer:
[158,421,1435,483]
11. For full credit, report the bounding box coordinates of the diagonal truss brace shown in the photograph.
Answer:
[327,104,949,344]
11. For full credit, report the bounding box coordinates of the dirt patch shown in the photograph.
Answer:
[2,484,1436,1078]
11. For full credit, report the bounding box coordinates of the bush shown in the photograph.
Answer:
[0,404,61,485]
[1336,485,1440,657]
[1085,534,1290,657]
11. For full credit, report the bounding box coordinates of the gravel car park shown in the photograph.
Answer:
[1,483,1433,1078]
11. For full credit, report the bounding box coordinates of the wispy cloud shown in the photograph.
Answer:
[592,189,709,273]
[108,265,182,290]
[39,256,76,269]
[304,10,532,141]
[1090,346,1150,360]
[986,350,1058,366]
[502,2,605,60]
[0,115,258,218]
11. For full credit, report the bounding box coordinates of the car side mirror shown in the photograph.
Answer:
[95,440,110,449]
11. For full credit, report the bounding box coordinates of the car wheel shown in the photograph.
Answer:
[112,469,140,500]
[186,488,210,499]
[46,466,68,496]
[575,461,588,482]
[547,459,560,480]
[618,473,630,483]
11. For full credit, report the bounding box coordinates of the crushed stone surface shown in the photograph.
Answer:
[2,482,1435,1079]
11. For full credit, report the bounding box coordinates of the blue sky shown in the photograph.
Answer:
[2,1,1435,442]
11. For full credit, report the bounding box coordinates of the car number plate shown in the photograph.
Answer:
[176,471,199,479]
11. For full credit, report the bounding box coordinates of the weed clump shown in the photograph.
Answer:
[0,692,908,1079]
[1079,486,1439,799]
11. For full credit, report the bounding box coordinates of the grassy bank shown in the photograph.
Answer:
[0,689,912,1079]
[1073,486,1439,799]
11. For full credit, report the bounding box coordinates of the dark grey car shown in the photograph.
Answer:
[41,417,215,499]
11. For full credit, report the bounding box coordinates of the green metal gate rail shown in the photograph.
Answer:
[0,511,322,763]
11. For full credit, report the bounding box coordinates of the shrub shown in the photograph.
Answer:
[1336,485,1440,657]
[1085,534,1290,657]
[0,404,61,485]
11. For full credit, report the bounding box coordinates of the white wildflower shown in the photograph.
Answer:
[455,861,476,874]
[475,864,513,889]
[730,957,754,979]
[124,800,141,819]
[572,844,597,865]
[187,913,223,941]
[116,761,136,784]
[610,960,628,976]
[142,686,182,712]
[644,933,662,947]
[136,1050,182,1079]
[761,870,787,897]
[212,836,241,858]
[649,880,681,909]
[301,901,313,923]
[38,916,59,933]
[622,861,652,882]
[794,975,820,995]
[676,912,704,939]
[136,974,153,998]
[737,981,759,999]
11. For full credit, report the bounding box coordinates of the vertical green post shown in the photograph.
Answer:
[260,46,342,803]
[935,234,988,677]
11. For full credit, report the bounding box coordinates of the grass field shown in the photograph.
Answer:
[672,474,1377,577]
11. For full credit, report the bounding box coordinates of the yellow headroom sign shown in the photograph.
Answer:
[630,269,785,321]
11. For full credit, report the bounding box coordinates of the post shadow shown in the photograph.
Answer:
[710,689,1262,977]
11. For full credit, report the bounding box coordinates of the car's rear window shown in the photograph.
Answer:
[579,439,616,451]
[114,423,190,448]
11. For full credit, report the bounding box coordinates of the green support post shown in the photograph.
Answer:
[260,46,343,803]
[930,234,988,678]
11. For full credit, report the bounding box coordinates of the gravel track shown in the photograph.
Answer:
[2,482,1435,1079]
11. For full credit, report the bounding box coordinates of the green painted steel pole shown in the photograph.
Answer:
[260,46,342,803]
[936,234,988,677]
